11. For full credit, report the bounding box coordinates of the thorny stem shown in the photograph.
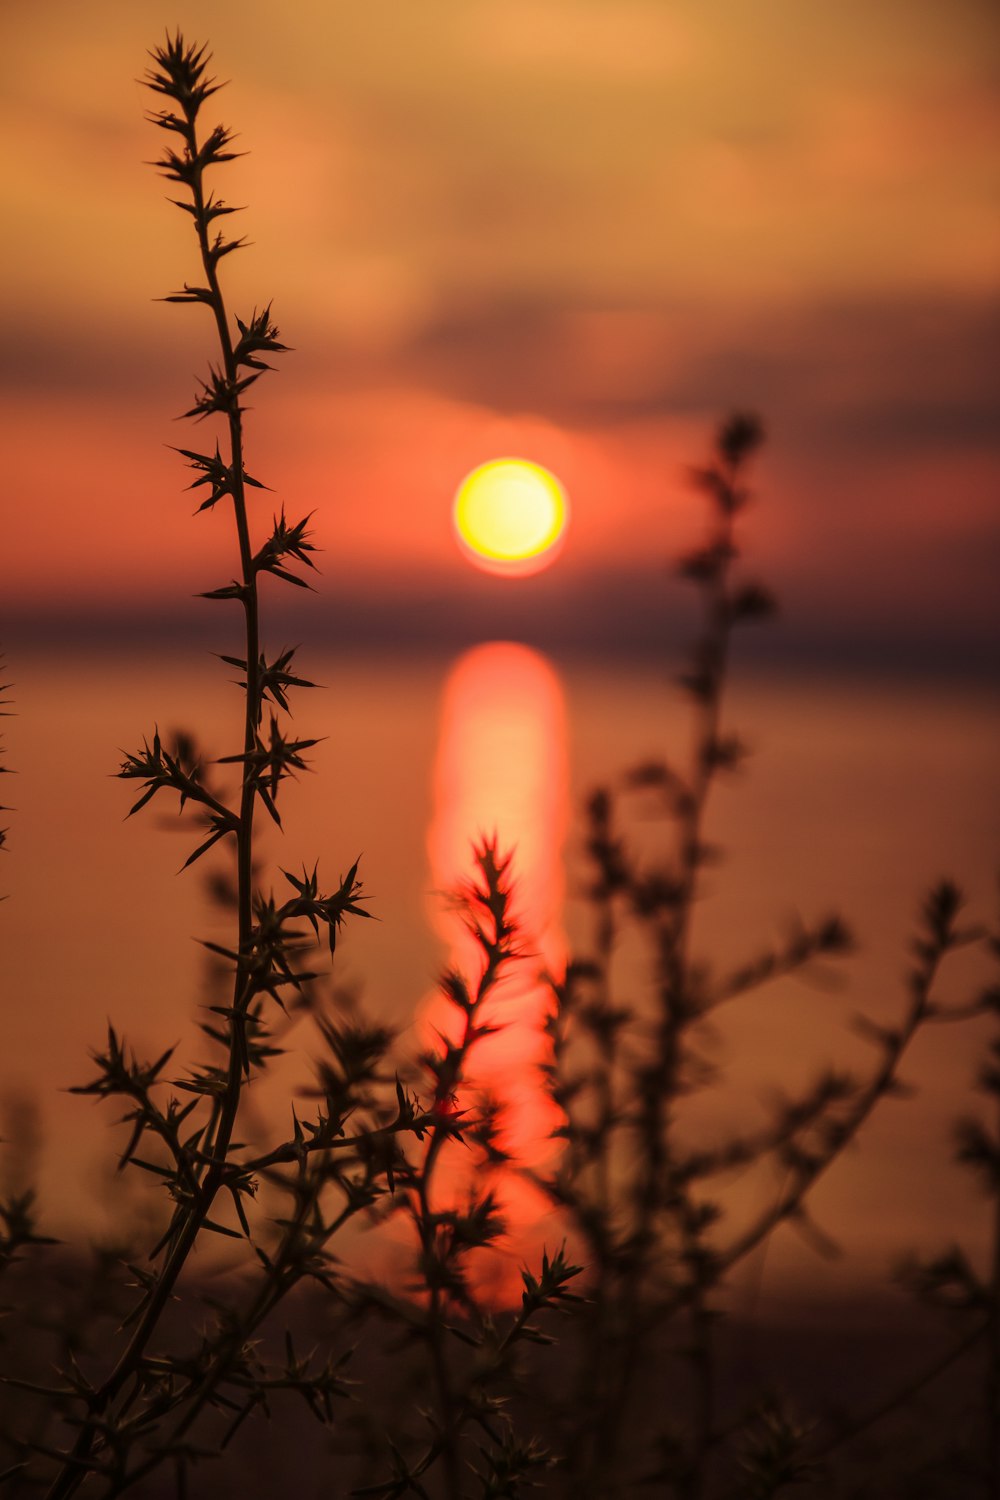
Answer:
[403,848,516,1500]
[113,1178,359,1496]
[716,932,956,1276]
[601,467,741,1497]
[411,1004,479,1500]
[45,50,263,1500]
[557,440,751,1498]
[419,978,498,1500]
[420,1182,462,1500]
[229,1115,432,1177]
[189,164,259,1172]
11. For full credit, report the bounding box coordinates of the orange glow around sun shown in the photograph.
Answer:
[453,458,568,577]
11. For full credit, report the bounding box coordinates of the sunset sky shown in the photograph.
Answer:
[4,0,998,665]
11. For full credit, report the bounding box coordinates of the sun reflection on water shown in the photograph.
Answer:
[421,641,569,1298]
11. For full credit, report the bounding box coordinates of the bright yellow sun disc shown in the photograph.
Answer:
[453,459,568,578]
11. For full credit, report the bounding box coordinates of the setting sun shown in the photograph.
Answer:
[453,458,568,578]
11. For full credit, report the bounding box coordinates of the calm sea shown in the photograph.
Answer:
[3,642,997,1302]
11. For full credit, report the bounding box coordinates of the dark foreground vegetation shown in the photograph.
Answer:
[1,34,998,1500]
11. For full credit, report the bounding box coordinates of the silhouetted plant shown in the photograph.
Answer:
[0,38,569,1500]
[880,887,1000,1494]
[4,35,407,1499]
[350,842,582,1500]
[533,419,996,1498]
[0,32,995,1500]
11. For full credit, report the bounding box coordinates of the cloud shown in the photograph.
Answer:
[386,289,1000,452]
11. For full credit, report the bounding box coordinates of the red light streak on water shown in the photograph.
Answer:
[421,641,570,1301]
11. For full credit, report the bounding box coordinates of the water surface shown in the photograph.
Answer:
[3,642,996,1304]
